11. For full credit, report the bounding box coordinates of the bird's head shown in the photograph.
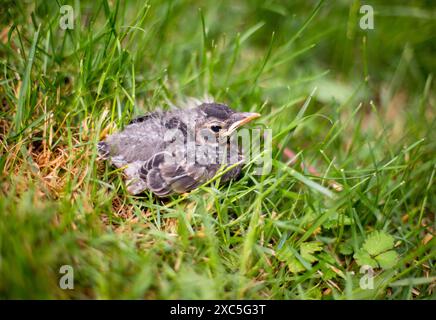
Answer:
[196,103,260,144]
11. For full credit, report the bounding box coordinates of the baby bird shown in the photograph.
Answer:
[98,102,260,197]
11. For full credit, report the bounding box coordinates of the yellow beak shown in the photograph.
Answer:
[227,112,261,135]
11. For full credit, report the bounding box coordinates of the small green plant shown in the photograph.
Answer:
[277,241,323,273]
[354,231,399,269]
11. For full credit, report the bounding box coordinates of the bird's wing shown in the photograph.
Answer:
[140,151,207,196]
[98,115,167,195]
[124,161,149,195]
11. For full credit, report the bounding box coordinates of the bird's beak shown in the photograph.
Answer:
[225,112,261,136]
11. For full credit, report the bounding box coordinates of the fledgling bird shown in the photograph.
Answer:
[98,101,260,197]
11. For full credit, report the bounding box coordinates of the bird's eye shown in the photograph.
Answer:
[210,125,222,133]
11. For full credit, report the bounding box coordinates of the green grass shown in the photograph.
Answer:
[0,0,435,299]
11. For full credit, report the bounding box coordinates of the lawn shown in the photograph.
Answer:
[0,0,435,299]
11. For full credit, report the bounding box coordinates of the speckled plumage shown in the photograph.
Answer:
[98,102,260,196]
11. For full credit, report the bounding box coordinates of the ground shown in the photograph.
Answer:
[0,0,435,299]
